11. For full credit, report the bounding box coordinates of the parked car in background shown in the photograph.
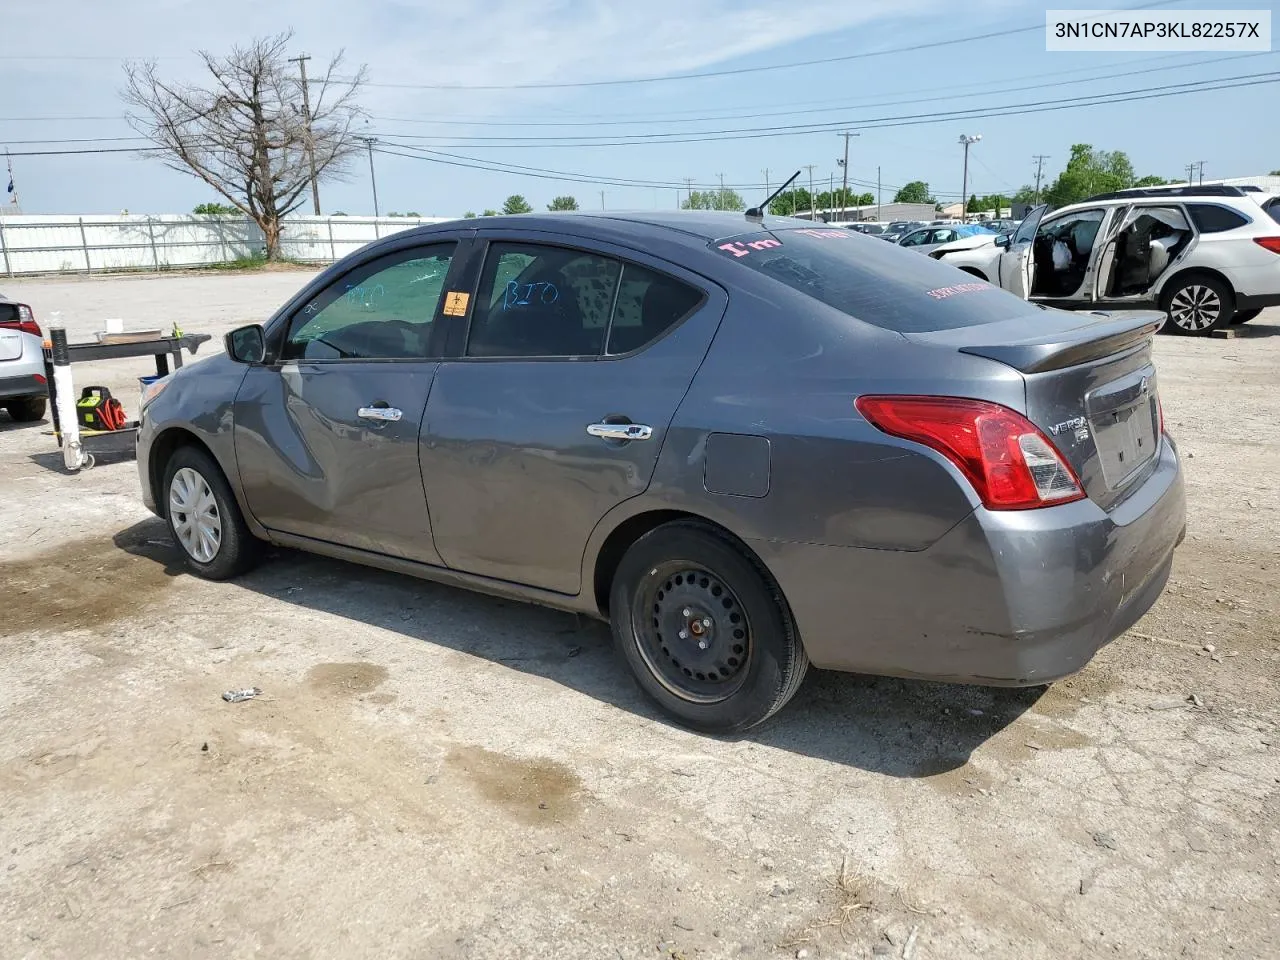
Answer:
[846,222,888,237]
[982,218,1021,236]
[882,220,927,242]
[136,210,1185,733]
[0,294,48,422]
[931,185,1280,334]
[898,223,997,256]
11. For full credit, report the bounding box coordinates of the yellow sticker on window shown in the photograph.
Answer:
[442,291,470,316]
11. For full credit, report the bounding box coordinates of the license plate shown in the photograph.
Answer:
[1093,396,1157,488]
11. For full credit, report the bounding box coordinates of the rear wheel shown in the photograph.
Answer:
[1231,308,1262,325]
[1162,274,1234,335]
[162,445,261,580]
[609,521,808,733]
[5,396,47,422]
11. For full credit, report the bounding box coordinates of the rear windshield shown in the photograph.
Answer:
[1265,197,1280,226]
[711,227,1014,332]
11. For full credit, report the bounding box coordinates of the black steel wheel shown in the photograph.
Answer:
[609,521,808,733]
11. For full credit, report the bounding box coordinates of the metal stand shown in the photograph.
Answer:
[42,333,212,468]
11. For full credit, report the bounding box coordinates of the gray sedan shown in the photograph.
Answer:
[137,211,1185,732]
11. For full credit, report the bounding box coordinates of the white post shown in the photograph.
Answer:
[47,314,89,471]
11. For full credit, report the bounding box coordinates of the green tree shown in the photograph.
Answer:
[1270,169,1280,176]
[481,209,497,217]
[1012,185,1037,205]
[1043,144,1135,206]
[767,187,811,216]
[463,211,477,218]
[1132,175,1170,188]
[682,188,745,212]
[968,194,979,213]
[547,195,579,211]
[893,181,935,204]
[405,211,421,217]
[193,201,239,215]
[502,195,533,215]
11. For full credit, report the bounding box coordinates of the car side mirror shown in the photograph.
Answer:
[994,233,1012,249]
[226,324,267,364]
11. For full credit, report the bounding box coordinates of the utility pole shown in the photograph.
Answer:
[600,190,606,210]
[877,165,881,222]
[1032,154,1050,206]
[828,173,834,221]
[5,150,17,209]
[836,131,859,222]
[716,173,725,210]
[958,134,982,220]
[357,136,379,217]
[683,176,694,209]
[762,168,770,198]
[803,164,817,220]
[1196,160,1207,185]
[289,54,321,215]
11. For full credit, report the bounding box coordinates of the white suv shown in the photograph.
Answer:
[931,186,1280,335]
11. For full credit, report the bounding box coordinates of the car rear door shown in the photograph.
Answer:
[420,233,726,595]
[997,204,1048,298]
[233,240,462,562]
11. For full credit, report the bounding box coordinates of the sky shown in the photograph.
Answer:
[2,0,1277,218]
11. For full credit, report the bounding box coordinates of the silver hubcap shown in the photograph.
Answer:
[169,467,221,563]
[1168,284,1222,330]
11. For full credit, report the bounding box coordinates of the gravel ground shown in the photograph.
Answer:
[1,271,1277,960]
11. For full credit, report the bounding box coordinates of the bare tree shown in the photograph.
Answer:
[124,32,366,260]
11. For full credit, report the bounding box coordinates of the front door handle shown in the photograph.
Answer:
[358,405,403,422]
[587,422,652,441]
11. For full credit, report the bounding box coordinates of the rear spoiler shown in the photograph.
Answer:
[959,310,1164,374]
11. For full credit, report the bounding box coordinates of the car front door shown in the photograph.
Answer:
[233,241,460,562]
[997,203,1048,298]
[420,235,726,595]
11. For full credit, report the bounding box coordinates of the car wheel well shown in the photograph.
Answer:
[1158,267,1235,308]
[150,428,216,518]
[592,510,763,617]
[958,266,988,280]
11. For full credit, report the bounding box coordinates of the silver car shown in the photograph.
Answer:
[898,224,997,256]
[136,212,1185,732]
[0,294,48,422]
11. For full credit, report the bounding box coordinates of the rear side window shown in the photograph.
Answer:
[606,264,703,355]
[712,227,1017,333]
[1186,204,1250,233]
[1265,198,1280,226]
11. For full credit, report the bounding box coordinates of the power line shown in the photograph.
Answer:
[366,71,1280,148]
[364,52,1270,129]
[338,0,1181,91]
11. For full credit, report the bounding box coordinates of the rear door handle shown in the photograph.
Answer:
[358,405,403,422]
[587,422,653,441]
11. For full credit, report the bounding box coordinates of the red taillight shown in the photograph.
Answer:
[1254,237,1280,255]
[855,395,1086,511]
[0,303,41,338]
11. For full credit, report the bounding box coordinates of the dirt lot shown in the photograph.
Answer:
[1,271,1277,960]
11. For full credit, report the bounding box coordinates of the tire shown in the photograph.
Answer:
[5,395,47,422]
[1162,274,1235,335]
[1231,308,1262,325]
[162,445,261,580]
[609,521,809,733]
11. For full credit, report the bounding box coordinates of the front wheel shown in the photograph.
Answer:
[1162,275,1235,335]
[162,445,261,580]
[609,522,808,733]
[1231,308,1262,325]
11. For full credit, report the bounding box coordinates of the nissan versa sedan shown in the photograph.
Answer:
[137,211,1186,733]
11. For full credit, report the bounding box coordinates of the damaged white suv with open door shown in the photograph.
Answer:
[931,185,1280,335]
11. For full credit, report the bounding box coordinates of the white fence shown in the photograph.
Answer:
[0,214,453,276]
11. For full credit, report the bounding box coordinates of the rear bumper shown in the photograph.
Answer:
[0,372,46,400]
[753,437,1185,686]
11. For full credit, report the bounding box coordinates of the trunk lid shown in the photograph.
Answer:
[907,307,1166,510]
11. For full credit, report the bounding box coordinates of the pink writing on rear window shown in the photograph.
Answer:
[793,229,849,240]
[718,237,783,257]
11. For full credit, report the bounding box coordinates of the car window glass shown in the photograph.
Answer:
[900,230,926,246]
[1186,203,1250,233]
[282,245,455,361]
[1266,198,1280,226]
[1041,209,1105,258]
[1012,211,1042,245]
[467,243,621,357]
[713,227,1022,333]
[606,263,704,355]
